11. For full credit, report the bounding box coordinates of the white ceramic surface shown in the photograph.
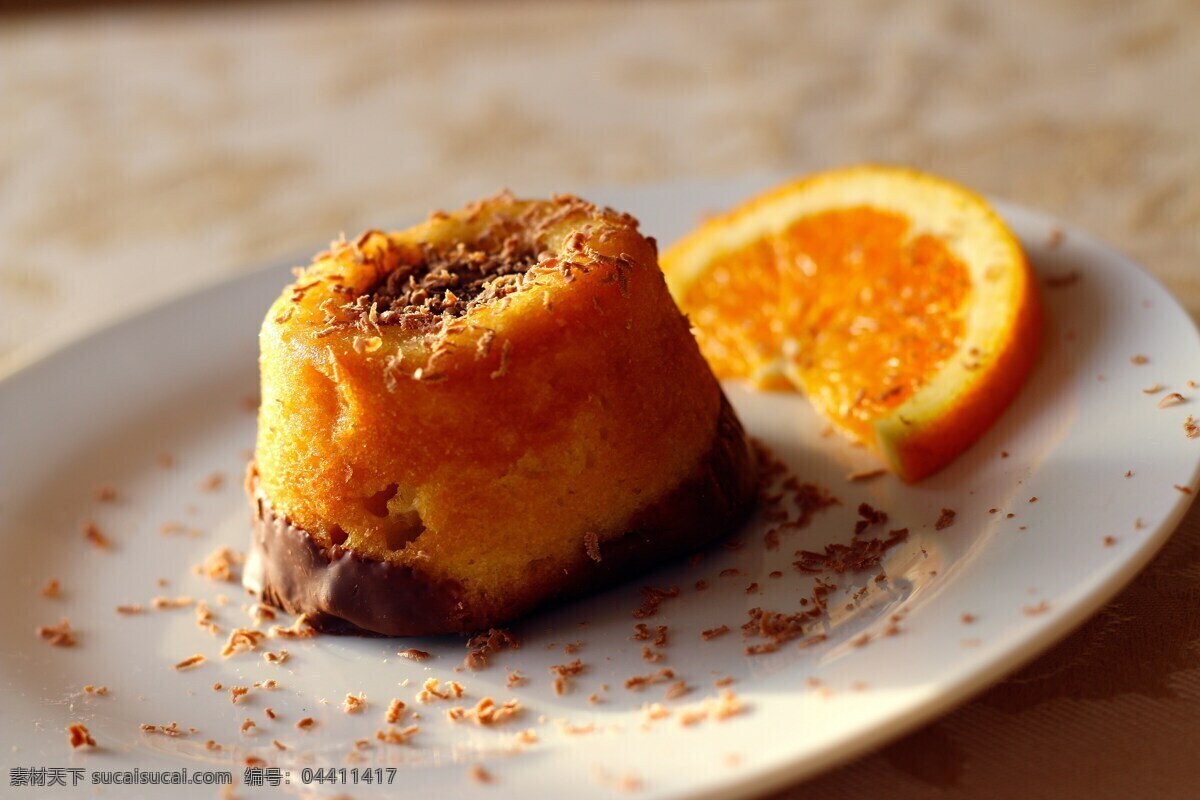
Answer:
[1,182,1197,799]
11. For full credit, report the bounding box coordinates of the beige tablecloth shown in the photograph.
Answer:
[2,2,1198,797]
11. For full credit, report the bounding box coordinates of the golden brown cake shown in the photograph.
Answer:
[245,192,757,636]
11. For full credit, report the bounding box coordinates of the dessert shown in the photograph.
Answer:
[245,192,757,636]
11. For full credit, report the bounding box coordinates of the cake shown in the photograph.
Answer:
[245,192,757,636]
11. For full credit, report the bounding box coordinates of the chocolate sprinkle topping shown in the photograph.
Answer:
[362,233,542,330]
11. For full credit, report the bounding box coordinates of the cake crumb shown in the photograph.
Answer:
[935,508,957,530]
[83,685,108,696]
[67,723,95,749]
[385,699,405,724]
[342,693,366,714]
[230,686,249,704]
[1023,601,1051,616]
[296,717,315,731]
[1185,416,1199,439]
[961,613,976,624]
[40,579,61,598]
[701,625,730,640]
[240,718,256,735]
[263,650,289,664]
[1131,355,1149,365]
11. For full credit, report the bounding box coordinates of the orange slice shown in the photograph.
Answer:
[663,165,1042,481]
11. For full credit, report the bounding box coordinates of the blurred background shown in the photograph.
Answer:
[2,1,1198,797]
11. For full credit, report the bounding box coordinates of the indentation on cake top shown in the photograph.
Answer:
[359,226,544,329]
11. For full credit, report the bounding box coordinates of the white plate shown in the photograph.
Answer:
[1,181,1198,800]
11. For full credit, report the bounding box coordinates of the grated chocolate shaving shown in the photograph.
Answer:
[583,531,602,563]
[376,724,419,745]
[140,722,189,737]
[221,629,266,657]
[398,648,431,661]
[1159,393,1185,409]
[194,547,243,583]
[464,628,519,670]
[633,585,680,618]
[549,659,585,695]
[416,678,465,703]
[36,618,76,647]
[935,508,957,530]
[793,528,908,575]
[82,521,110,549]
